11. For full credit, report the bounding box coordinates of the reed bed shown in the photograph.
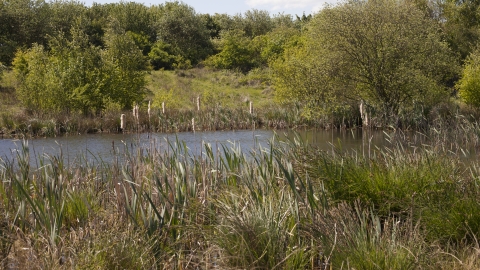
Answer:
[0,105,317,138]
[1,132,480,269]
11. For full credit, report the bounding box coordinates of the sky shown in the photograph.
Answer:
[80,0,341,16]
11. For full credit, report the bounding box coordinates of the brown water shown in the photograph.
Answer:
[0,129,461,165]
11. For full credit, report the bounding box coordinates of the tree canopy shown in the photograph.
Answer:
[13,23,147,115]
[457,48,480,108]
[1,0,476,122]
[152,1,213,67]
[273,0,458,122]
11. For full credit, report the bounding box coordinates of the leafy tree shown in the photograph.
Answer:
[148,40,180,70]
[0,62,5,82]
[107,2,154,38]
[153,1,213,66]
[236,9,274,38]
[102,20,148,109]
[272,13,295,28]
[47,0,86,38]
[50,29,106,113]
[395,0,435,18]
[205,17,299,72]
[200,13,223,39]
[80,3,109,47]
[274,0,458,122]
[105,1,156,57]
[204,30,257,72]
[13,44,54,112]
[252,26,300,66]
[13,29,106,114]
[457,48,480,108]
[441,0,480,61]
[209,13,237,32]
[0,0,50,65]
[13,20,148,114]
[272,38,343,119]
[127,31,152,56]
[294,12,312,27]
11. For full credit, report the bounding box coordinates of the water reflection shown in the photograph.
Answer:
[0,128,455,166]
[0,130,274,166]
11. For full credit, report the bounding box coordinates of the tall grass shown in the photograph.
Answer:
[1,131,480,268]
[0,104,328,138]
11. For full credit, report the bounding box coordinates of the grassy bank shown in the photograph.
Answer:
[0,105,317,137]
[1,133,480,269]
[2,67,480,138]
[1,68,361,137]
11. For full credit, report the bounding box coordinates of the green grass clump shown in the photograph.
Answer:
[307,146,462,217]
[213,187,308,269]
[323,205,422,270]
[63,190,97,229]
[75,222,157,269]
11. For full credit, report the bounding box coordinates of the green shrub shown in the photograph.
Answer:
[458,49,480,109]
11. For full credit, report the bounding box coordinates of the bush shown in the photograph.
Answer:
[458,49,480,109]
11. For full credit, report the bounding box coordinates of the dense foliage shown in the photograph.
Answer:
[274,0,458,121]
[457,49,480,107]
[1,0,480,124]
[13,25,147,114]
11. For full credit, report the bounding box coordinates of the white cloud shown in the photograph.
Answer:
[246,0,312,8]
[311,3,327,13]
[245,0,338,14]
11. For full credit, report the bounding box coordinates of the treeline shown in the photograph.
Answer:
[1,0,480,126]
[0,0,308,114]
[0,0,307,69]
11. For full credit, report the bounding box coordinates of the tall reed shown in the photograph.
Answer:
[1,131,480,268]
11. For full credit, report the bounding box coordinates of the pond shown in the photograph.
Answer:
[0,128,434,166]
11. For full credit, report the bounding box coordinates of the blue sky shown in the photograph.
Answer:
[80,0,341,16]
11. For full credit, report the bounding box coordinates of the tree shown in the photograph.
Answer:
[13,44,54,112]
[13,21,148,115]
[106,1,156,55]
[272,38,343,119]
[47,0,87,38]
[0,62,5,82]
[236,9,274,38]
[50,29,106,114]
[272,13,295,29]
[274,0,458,122]
[204,29,257,72]
[0,0,51,65]
[148,40,179,70]
[153,1,213,66]
[107,2,154,39]
[200,13,223,39]
[102,20,148,109]
[252,26,300,66]
[13,29,107,114]
[80,3,109,47]
[441,0,480,61]
[457,48,480,108]
[209,13,237,33]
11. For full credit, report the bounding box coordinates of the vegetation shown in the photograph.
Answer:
[3,0,480,268]
[274,0,458,122]
[1,131,480,268]
[1,0,479,131]
[458,48,480,108]
[0,0,477,261]
[1,68,319,137]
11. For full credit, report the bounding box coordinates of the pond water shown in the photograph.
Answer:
[0,129,431,166]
